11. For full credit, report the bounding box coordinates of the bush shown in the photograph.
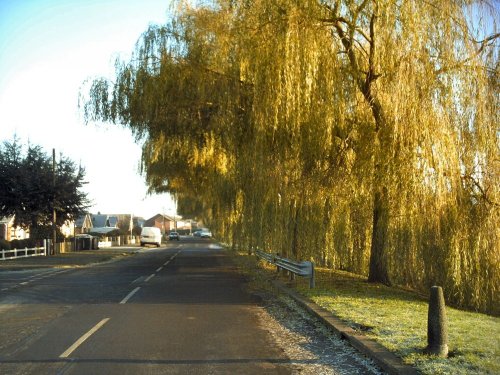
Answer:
[0,239,10,250]
[9,238,38,249]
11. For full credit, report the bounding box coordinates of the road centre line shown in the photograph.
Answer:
[145,274,155,282]
[59,318,110,358]
[120,287,141,304]
[131,276,143,284]
[156,266,163,272]
[163,261,170,266]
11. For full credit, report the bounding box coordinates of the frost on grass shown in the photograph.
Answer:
[255,292,385,375]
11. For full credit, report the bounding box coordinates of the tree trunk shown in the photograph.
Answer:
[368,186,391,284]
[332,9,392,284]
[291,199,299,259]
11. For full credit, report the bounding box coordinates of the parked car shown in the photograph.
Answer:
[193,230,202,237]
[200,230,212,238]
[168,231,180,241]
[140,227,162,247]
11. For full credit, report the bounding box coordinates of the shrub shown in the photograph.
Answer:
[0,239,10,250]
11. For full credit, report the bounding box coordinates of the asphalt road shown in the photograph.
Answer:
[0,239,382,374]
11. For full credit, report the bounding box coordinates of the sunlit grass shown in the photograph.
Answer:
[232,252,500,375]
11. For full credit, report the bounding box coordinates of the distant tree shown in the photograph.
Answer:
[0,137,90,239]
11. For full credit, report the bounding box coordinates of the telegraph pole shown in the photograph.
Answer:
[52,148,56,255]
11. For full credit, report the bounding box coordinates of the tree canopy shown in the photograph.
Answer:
[82,0,499,314]
[0,138,90,239]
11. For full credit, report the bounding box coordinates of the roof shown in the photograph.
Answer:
[91,214,109,228]
[108,216,119,227]
[0,216,14,224]
[89,227,120,235]
[75,214,93,228]
[146,213,175,222]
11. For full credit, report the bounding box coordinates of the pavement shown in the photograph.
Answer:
[0,246,140,271]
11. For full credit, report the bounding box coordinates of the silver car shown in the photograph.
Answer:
[200,230,212,238]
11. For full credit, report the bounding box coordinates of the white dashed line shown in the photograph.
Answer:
[156,266,163,272]
[144,274,155,282]
[59,318,110,358]
[131,276,143,284]
[120,287,141,304]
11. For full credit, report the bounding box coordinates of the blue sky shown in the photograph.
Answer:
[0,0,176,219]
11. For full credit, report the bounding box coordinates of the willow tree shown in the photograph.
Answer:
[83,0,498,312]
[228,0,499,287]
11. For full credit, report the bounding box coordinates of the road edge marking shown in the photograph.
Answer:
[59,318,110,358]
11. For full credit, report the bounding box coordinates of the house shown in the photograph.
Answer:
[144,214,176,234]
[74,213,93,235]
[0,216,29,241]
[91,213,118,228]
[90,213,120,235]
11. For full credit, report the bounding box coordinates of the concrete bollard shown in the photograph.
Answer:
[426,286,448,357]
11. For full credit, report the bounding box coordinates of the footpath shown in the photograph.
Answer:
[0,247,139,271]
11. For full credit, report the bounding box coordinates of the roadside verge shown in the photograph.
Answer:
[271,279,419,375]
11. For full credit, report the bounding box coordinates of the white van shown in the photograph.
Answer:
[140,227,162,247]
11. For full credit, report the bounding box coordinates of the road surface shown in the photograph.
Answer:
[0,238,382,374]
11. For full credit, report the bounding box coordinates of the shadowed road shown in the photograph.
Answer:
[0,239,382,374]
[0,240,291,374]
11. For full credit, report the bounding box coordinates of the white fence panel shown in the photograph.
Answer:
[1,246,46,261]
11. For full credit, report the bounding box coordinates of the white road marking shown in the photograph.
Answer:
[156,266,163,272]
[163,261,170,266]
[144,274,155,282]
[120,287,141,304]
[20,282,29,285]
[131,276,143,284]
[59,318,110,358]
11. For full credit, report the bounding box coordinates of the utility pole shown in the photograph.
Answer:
[52,148,56,256]
[162,207,165,238]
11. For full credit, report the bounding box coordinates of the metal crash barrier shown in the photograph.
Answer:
[255,249,315,288]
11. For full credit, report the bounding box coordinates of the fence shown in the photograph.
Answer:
[56,235,139,252]
[0,236,140,260]
[255,249,315,288]
[1,245,46,260]
[1,235,141,258]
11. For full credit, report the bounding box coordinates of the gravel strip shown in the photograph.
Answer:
[255,291,385,374]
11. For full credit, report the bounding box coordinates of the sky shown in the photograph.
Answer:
[0,0,177,220]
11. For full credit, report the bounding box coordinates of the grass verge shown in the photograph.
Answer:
[231,251,499,375]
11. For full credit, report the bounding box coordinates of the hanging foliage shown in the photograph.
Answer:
[82,0,499,314]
